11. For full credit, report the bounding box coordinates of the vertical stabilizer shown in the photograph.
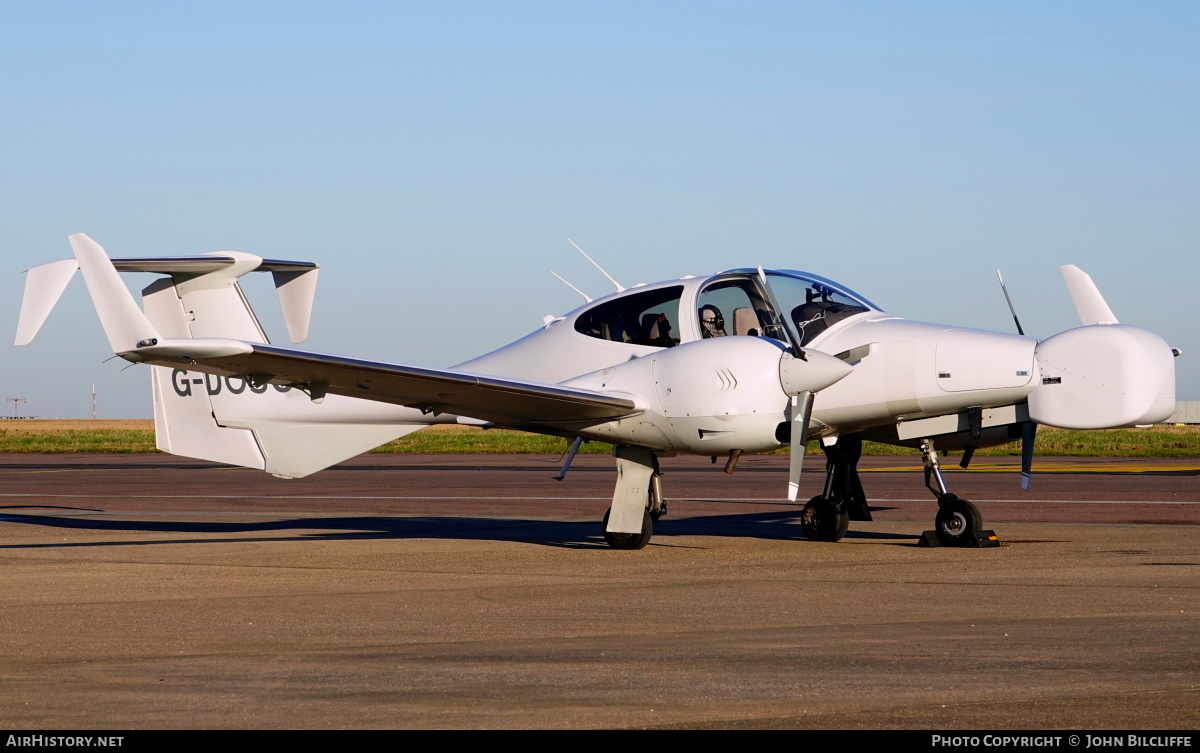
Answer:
[70,233,160,352]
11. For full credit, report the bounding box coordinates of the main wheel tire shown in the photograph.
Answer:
[935,497,982,546]
[602,508,654,550]
[801,496,850,542]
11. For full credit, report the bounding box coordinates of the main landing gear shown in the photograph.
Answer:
[596,438,1000,549]
[801,434,870,542]
[800,434,999,547]
[917,438,1000,548]
[602,507,654,550]
[601,445,666,549]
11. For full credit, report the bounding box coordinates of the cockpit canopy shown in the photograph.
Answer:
[696,269,878,347]
[572,269,879,349]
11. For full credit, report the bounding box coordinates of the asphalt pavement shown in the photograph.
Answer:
[0,453,1196,729]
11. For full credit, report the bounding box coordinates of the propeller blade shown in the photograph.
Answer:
[1020,421,1038,490]
[787,391,814,501]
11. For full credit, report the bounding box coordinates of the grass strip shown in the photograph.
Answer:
[0,420,1196,457]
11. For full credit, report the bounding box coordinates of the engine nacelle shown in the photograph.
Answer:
[562,336,852,454]
[1029,324,1175,429]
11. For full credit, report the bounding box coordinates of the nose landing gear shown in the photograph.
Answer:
[917,438,1001,548]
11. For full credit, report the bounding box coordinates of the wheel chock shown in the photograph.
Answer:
[918,529,1003,548]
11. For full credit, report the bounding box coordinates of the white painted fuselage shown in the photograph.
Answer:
[455,272,1042,454]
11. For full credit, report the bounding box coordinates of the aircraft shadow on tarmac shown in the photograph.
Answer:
[0,509,919,550]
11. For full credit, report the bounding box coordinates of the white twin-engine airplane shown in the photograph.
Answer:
[17,235,1178,549]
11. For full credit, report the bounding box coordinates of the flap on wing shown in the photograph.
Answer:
[136,343,645,427]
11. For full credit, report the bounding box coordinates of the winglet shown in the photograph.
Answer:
[1060,265,1119,326]
[15,259,79,345]
[69,234,161,353]
[271,267,320,343]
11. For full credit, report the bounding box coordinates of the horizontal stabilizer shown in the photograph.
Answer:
[109,256,316,275]
[110,254,319,343]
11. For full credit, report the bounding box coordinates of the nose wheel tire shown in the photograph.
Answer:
[801,496,850,542]
[935,497,983,546]
[602,509,654,550]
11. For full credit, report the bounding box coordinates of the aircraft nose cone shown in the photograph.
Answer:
[778,348,854,395]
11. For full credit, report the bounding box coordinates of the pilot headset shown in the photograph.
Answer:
[700,304,724,331]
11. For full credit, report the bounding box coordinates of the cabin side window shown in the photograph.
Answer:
[573,286,684,348]
[695,278,783,341]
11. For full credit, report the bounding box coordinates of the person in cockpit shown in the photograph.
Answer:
[699,304,727,338]
[639,312,676,347]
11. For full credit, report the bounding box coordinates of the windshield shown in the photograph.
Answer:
[764,271,878,345]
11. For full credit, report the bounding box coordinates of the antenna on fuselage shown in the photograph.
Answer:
[995,269,1026,336]
[550,271,592,303]
[568,239,624,293]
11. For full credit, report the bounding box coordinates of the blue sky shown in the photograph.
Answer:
[3,1,1197,418]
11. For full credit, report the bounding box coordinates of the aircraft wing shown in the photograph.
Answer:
[19,234,644,431]
[131,341,644,427]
